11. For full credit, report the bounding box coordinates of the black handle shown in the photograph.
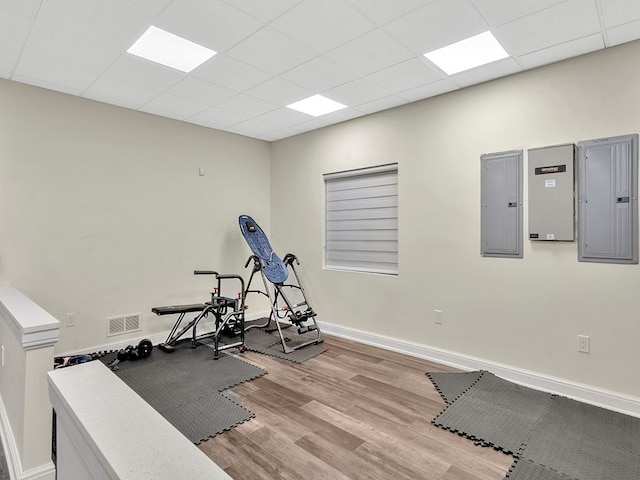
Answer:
[194,270,218,276]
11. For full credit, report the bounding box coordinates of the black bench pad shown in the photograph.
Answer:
[152,304,207,316]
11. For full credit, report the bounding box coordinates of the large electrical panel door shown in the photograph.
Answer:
[528,144,575,241]
[481,150,523,258]
[577,134,638,264]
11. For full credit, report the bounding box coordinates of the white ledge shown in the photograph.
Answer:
[0,286,60,348]
[48,361,232,480]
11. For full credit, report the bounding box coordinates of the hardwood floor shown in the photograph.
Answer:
[198,335,513,480]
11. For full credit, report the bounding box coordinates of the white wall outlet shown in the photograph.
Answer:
[577,334,590,353]
[65,313,76,327]
[434,309,443,325]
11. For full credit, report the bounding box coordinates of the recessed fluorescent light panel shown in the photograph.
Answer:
[127,26,216,73]
[424,31,508,75]
[287,94,347,117]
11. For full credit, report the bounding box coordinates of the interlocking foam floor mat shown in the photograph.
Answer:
[427,371,640,480]
[102,343,265,443]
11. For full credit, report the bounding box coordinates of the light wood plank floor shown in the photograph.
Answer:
[198,335,513,480]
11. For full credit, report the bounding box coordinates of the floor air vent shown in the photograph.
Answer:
[107,313,141,337]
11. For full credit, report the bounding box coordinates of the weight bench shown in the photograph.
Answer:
[153,272,247,359]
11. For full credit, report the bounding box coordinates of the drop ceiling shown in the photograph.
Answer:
[1,0,639,141]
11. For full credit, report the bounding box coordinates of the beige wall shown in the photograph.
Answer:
[1,40,639,398]
[270,40,640,397]
[0,79,271,353]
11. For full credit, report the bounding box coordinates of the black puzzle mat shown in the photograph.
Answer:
[427,370,484,404]
[513,395,640,480]
[101,343,265,443]
[506,458,573,480]
[431,371,552,454]
[229,327,327,363]
[428,370,640,480]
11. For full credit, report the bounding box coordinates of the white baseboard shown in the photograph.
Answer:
[0,394,55,480]
[319,320,640,418]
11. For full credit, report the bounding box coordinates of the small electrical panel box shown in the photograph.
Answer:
[481,150,523,258]
[528,144,575,241]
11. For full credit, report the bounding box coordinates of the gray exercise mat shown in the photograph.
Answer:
[506,458,572,480]
[227,327,327,363]
[101,343,265,443]
[432,371,552,454]
[514,395,640,480]
[427,370,484,404]
[428,371,640,480]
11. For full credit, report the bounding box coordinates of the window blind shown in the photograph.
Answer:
[324,164,398,275]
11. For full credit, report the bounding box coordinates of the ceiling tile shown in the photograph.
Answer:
[140,93,209,120]
[0,11,32,50]
[11,74,85,96]
[35,0,174,50]
[324,78,390,107]
[13,50,100,92]
[354,95,409,114]
[515,33,604,70]
[226,117,278,138]
[368,57,443,94]
[606,20,640,46]
[599,0,640,27]
[397,78,460,102]
[347,0,433,25]
[226,27,317,75]
[0,0,43,21]
[225,0,303,23]
[167,77,237,106]
[194,54,272,92]
[155,0,263,53]
[451,57,522,87]
[23,24,121,74]
[270,0,375,53]
[244,77,313,106]
[259,126,304,141]
[470,0,566,27]
[0,47,20,78]
[295,107,363,132]
[186,106,248,130]
[216,93,279,118]
[84,76,163,109]
[325,28,415,76]
[281,56,359,92]
[102,54,185,91]
[495,0,601,56]
[385,0,489,54]
[254,107,311,127]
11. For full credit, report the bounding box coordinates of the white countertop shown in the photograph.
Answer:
[48,361,232,480]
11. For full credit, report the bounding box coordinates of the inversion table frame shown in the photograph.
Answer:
[244,253,324,354]
[152,271,247,359]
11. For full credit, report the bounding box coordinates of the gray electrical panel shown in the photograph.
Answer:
[528,144,575,241]
[481,150,523,258]
[577,134,638,264]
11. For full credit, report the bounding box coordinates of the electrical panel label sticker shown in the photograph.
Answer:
[535,164,567,175]
[545,179,556,188]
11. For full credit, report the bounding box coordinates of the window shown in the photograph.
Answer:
[324,164,398,275]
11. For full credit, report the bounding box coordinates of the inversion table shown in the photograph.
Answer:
[239,214,323,353]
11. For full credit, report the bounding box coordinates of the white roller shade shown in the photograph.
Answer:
[324,164,398,275]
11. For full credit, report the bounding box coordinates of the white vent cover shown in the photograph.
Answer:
[107,313,141,337]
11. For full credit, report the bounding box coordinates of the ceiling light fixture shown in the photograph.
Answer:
[424,31,508,75]
[287,94,347,117]
[127,26,216,73]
